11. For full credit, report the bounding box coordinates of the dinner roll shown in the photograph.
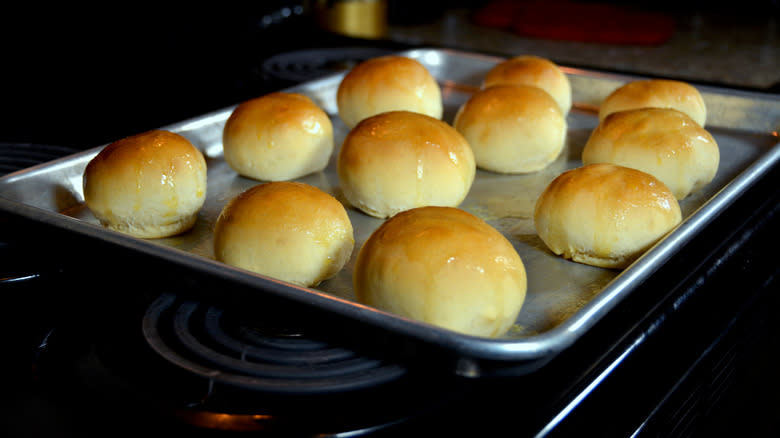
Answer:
[453,84,567,174]
[213,182,354,287]
[83,129,207,239]
[583,107,719,200]
[337,110,476,218]
[599,79,707,126]
[336,55,443,129]
[534,163,681,269]
[354,206,527,337]
[222,92,334,181]
[482,55,572,115]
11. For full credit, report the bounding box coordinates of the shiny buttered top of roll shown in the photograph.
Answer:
[336,55,443,129]
[481,55,572,115]
[213,181,354,288]
[598,79,707,127]
[337,110,476,219]
[534,163,681,269]
[354,206,527,338]
[453,84,567,174]
[222,92,334,181]
[83,129,207,239]
[583,107,719,200]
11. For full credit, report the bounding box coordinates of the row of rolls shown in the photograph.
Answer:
[81,54,719,338]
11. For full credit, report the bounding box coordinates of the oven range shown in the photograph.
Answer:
[2,7,779,437]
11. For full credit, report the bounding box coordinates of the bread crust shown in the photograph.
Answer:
[83,129,207,238]
[338,110,475,218]
[482,55,572,115]
[599,79,707,127]
[337,55,442,129]
[213,181,354,287]
[222,92,334,181]
[583,107,719,199]
[454,84,567,174]
[534,163,681,269]
[354,206,527,337]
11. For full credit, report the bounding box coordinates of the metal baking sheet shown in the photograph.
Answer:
[2,48,778,371]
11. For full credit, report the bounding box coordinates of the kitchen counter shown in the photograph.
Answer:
[384,4,779,92]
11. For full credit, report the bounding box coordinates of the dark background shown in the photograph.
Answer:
[3,1,778,149]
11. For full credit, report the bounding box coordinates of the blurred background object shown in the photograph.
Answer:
[314,0,388,39]
[385,0,779,92]
[471,0,677,45]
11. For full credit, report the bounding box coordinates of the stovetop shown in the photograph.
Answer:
[7,265,457,436]
[3,7,779,437]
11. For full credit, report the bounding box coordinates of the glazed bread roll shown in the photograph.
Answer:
[222,92,334,181]
[83,129,207,238]
[599,79,707,126]
[336,55,443,129]
[482,55,572,115]
[583,107,719,200]
[534,163,682,269]
[354,206,527,337]
[453,84,567,174]
[213,181,354,287]
[337,110,476,218]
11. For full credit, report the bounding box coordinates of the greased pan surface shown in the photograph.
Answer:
[1,48,778,370]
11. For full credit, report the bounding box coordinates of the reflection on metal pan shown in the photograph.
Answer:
[1,48,778,374]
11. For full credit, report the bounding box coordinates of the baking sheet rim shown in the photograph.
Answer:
[1,47,779,366]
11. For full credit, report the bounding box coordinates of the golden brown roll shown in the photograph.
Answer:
[354,206,527,337]
[222,92,334,181]
[336,55,443,129]
[213,181,354,287]
[337,110,476,218]
[453,84,567,174]
[583,107,719,200]
[598,79,707,126]
[481,55,572,115]
[534,163,682,269]
[83,129,207,239]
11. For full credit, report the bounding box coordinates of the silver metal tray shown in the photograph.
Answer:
[2,48,778,372]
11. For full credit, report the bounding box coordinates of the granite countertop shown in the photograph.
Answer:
[385,6,779,93]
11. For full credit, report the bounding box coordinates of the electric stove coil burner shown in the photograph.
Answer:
[261,47,398,83]
[143,293,407,395]
[0,142,79,175]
